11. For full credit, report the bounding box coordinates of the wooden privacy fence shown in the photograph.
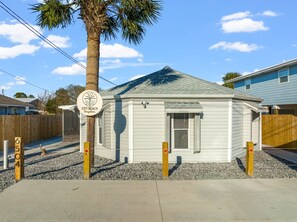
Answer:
[262,115,297,148]
[0,115,62,150]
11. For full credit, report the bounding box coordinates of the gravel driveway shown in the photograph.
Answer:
[1,150,297,193]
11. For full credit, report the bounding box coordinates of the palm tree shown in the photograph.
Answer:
[31,0,161,165]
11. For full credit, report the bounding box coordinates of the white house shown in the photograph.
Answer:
[66,66,265,163]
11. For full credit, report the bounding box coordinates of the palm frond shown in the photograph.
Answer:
[116,0,162,44]
[31,0,77,30]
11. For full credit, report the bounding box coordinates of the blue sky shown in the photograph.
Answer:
[1,0,297,98]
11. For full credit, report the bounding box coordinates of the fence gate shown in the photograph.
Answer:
[262,115,297,148]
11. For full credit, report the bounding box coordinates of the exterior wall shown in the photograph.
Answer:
[0,107,26,115]
[252,111,260,150]
[88,98,259,163]
[234,65,297,106]
[242,106,252,147]
[0,107,7,115]
[232,100,244,158]
[197,100,229,162]
[133,101,165,162]
[94,103,115,160]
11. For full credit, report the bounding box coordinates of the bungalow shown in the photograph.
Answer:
[76,66,265,163]
[0,94,32,115]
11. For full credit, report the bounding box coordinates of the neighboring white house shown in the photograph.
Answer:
[63,66,265,163]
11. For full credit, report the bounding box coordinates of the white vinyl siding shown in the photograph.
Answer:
[94,104,113,159]
[133,101,165,162]
[169,100,229,163]
[232,101,244,158]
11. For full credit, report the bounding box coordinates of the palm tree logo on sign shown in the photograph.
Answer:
[83,91,97,108]
[77,90,102,116]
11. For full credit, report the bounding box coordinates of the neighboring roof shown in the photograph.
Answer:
[227,58,297,83]
[100,66,262,101]
[58,105,76,111]
[15,98,40,103]
[0,94,33,107]
[165,102,203,113]
[244,101,268,113]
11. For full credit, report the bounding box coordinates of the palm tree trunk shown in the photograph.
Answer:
[86,30,100,166]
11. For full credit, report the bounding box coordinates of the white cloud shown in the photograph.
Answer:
[101,59,121,64]
[221,11,251,21]
[40,35,70,48]
[292,44,297,47]
[0,82,15,90]
[73,43,143,60]
[15,76,26,85]
[0,76,26,91]
[130,74,145,81]
[0,22,42,44]
[222,18,268,33]
[52,63,86,75]
[209,41,259,52]
[109,77,118,82]
[0,44,40,59]
[225,58,232,62]
[262,10,278,17]
[242,69,260,76]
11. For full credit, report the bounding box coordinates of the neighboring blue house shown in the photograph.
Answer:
[227,58,297,115]
[0,94,31,115]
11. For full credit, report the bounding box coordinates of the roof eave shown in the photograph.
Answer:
[227,58,297,83]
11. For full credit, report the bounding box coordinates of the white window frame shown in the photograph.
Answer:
[98,111,104,145]
[278,68,289,83]
[171,113,190,150]
[245,78,251,90]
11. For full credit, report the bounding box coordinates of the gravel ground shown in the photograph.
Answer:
[1,150,297,193]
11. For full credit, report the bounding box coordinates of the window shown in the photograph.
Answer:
[245,78,251,90]
[279,69,289,83]
[98,112,104,144]
[171,113,189,149]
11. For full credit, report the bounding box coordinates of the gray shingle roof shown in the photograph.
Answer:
[0,94,32,107]
[100,66,262,101]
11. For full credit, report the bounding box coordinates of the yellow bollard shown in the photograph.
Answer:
[15,137,24,182]
[162,142,169,178]
[84,142,91,180]
[246,142,254,177]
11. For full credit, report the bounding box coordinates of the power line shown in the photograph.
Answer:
[0,68,55,96]
[0,1,117,86]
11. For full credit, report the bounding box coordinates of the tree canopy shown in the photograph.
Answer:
[222,72,241,89]
[45,84,85,114]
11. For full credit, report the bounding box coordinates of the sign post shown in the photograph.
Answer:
[162,142,169,178]
[77,90,103,167]
[84,142,91,180]
[246,142,254,177]
[3,140,9,169]
[15,137,24,182]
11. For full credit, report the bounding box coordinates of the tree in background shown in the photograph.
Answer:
[32,0,162,165]
[45,84,85,114]
[14,92,28,98]
[222,72,241,89]
[28,94,35,98]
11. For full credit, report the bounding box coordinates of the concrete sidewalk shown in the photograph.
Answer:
[0,179,297,221]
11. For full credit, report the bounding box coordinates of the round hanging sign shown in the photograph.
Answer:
[77,90,103,116]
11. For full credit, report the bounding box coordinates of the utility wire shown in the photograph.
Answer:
[0,68,56,96]
[0,1,117,86]
[0,68,83,103]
